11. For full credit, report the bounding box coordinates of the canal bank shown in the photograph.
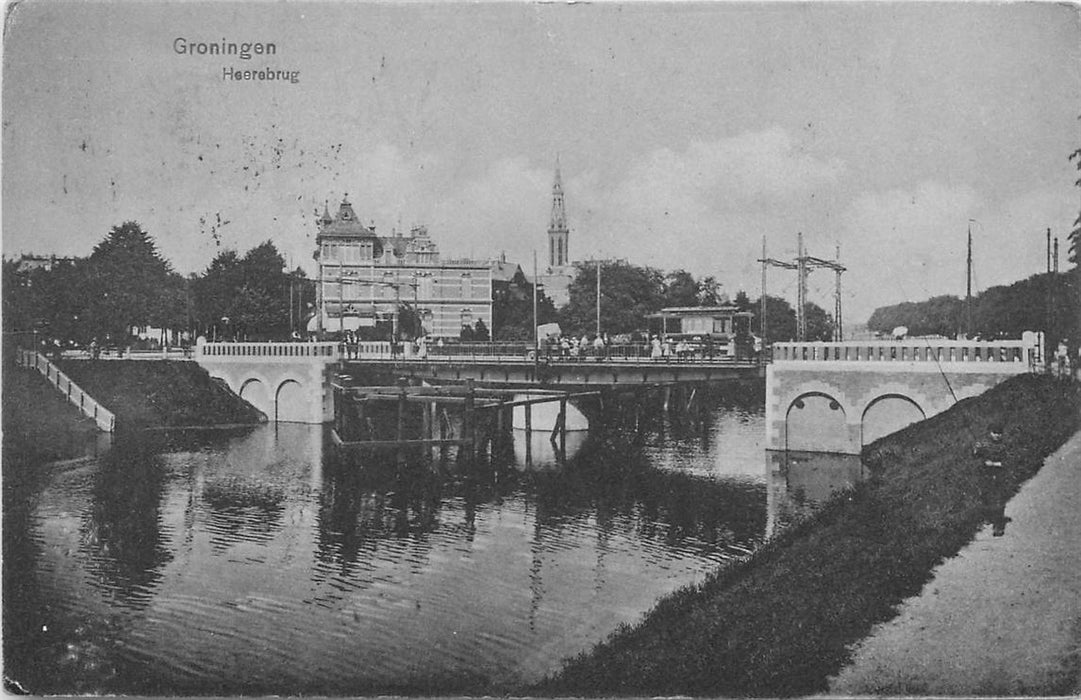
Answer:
[56,359,265,429]
[827,426,1081,696]
[536,375,1080,697]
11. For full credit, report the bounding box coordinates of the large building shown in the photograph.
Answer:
[534,164,576,307]
[313,197,492,339]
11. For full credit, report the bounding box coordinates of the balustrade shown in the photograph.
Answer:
[772,340,1034,365]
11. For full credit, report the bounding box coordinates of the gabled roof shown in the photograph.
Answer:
[319,197,376,237]
[490,259,524,283]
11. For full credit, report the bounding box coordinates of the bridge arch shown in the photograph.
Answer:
[785,391,849,453]
[238,377,272,418]
[861,393,926,446]
[274,378,307,423]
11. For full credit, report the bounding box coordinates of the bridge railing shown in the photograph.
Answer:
[197,341,342,361]
[772,339,1038,367]
[16,349,116,431]
[422,342,749,364]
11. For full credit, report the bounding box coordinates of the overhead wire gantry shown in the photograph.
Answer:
[758,233,846,343]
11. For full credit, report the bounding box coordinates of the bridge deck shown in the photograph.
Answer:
[342,356,763,387]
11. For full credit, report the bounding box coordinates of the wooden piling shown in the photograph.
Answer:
[463,378,476,468]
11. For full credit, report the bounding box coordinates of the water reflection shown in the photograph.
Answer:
[81,439,172,608]
[6,388,864,696]
[765,450,865,539]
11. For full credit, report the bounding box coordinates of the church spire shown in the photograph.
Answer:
[549,158,567,233]
[548,159,569,267]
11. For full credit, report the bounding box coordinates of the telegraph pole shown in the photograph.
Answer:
[965,221,973,339]
[595,260,601,338]
[834,244,843,341]
[533,250,539,351]
[757,236,797,346]
[796,233,807,341]
[760,236,767,343]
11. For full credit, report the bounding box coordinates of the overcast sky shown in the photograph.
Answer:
[4,1,1079,322]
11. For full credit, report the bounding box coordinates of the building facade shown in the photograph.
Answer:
[313,197,492,339]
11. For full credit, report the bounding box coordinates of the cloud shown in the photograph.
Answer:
[568,128,847,284]
[836,180,1076,323]
[837,181,981,321]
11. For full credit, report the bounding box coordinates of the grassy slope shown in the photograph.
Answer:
[3,362,102,466]
[57,360,265,429]
[537,375,1081,697]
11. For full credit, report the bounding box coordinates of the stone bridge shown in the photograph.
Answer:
[766,338,1040,454]
[195,340,350,423]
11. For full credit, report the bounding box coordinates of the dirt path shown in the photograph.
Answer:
[827,428,1081,696]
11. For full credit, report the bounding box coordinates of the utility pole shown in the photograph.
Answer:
[834,244,843,341]
[760,236,767,343]
[797,234,846,342]
[965,221,973,339]
[595,260,601,338]
[1047,227,1052,274]
[533,250,539,351]
[797,233,807,341]
[1052,236,1060,352]
[757,236,797,346]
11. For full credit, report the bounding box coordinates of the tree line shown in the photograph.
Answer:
[866,269,1080,345]
[4,222,313,348]
[554,259,834,342]
[3,222,835,349]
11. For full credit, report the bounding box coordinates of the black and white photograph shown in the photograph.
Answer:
[3,1,1080,696]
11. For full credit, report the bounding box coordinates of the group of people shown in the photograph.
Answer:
[548,333,610,359]
[648,335,702,361]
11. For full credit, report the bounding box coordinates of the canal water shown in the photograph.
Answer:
[4,386,862,695]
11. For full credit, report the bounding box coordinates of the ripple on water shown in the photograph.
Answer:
[10,405,811,694]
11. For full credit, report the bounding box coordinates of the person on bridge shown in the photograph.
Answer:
[651,335,662,360]
[973,423,1011,537]
[593,334,606,359]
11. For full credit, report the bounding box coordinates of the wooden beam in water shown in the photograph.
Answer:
[338,437,473,450]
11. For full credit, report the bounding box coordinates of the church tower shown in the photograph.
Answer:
[548,162,569,269]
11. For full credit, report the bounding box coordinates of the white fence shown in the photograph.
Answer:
[772,339,1038,367]
[17,350,116,432]
[195,340,405,361]
[197,340,342,360]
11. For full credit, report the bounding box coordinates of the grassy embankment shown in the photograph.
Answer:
[57,359,265,430]
[3,360,103,467]
[535,374,1081,697]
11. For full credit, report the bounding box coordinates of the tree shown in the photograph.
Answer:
[559,260,665,336]
[749,294,796,342]
[492,277,557,341]
[698,276,726,306]
[84,222,175,342]
[193,249,242,338]
[192,241,292,340]
[868,295,962,338]
[662,269,699,308]
[804,302,833,342]
[732,290,752,311]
